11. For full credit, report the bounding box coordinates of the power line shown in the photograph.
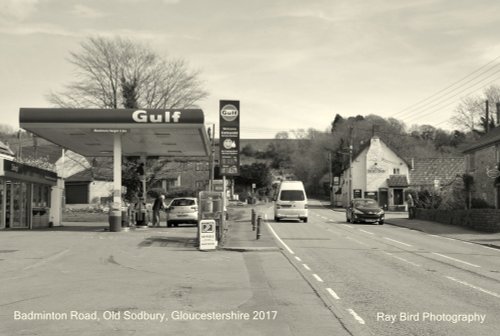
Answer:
[391,54,500,118]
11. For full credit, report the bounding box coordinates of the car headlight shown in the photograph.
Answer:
[353,209,363,214]
[377,210,385,215]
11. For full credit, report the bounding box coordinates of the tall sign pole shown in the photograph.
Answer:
[219,100,240,238]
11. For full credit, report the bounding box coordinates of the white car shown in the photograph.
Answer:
[166,197,198,227]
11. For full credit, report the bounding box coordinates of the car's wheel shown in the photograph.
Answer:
[167,221,172,228]
[274,216,280,222]
[379,220,384,225]
[303,217,308,223]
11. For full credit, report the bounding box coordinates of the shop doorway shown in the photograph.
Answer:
[5,181,31,229]
[379,188,388,209]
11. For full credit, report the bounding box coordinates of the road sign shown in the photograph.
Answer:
[219,100,240,176]
[199,219,216,250]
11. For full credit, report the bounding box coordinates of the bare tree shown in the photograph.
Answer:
[451,85,500,133]
[47,36,208,109]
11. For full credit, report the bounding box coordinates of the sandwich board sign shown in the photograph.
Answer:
[199,219,216,250]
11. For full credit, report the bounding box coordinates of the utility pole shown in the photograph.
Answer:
[208,123,215,191]
[328,151,333,204]
[348,126,354,202]
[486,100,490,133]
[496,102,500,127]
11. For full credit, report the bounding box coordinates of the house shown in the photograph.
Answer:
[409,157,465,190]
[462,126,500,208]
[336,136,411,210]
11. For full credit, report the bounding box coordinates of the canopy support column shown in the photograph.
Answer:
[109,133,123,232]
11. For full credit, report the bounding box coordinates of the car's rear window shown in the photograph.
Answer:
[280,190,305,201]
[171,199,196,206]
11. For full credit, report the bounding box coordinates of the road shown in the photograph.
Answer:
[263,199,500,336]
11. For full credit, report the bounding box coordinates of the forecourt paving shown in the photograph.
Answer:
[0,218,350,336]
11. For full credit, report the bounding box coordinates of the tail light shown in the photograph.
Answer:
[191,206,198,211]
[304,204,308,209]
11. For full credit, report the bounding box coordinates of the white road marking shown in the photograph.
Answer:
[446,276,500,299]
[312,274,324,282]
[358,229,374,235]
[384,237,412,247]
[266,222,295,255]
[23,249,70,270]
[295,256,302,262]
[482,245,500,252]
[384,252,421,267]
[432,253,480,268]
[342,224,354,228]
[326,288,340,300]
[462,241,474,245]
[303,264,311,271]
[347,309,366,325]
[346,236,369,247]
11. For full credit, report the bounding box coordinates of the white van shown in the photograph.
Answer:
[274,181,308,222]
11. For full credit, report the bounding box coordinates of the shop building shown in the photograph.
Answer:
[0,158,61,229]
[337,136,411,210]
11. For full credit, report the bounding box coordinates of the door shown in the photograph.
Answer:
[10,181,30,229]
[379,188,388,209]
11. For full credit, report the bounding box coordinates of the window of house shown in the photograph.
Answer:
[393,168,400,174]
[195,180,206,189]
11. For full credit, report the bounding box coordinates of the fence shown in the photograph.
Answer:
[415,208,500,233]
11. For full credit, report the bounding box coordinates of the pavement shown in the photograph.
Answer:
[0,206,350,336]
[330,206,500,249]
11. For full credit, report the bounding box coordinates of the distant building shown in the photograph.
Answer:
[463,126,500,208]
[337,136,411,210]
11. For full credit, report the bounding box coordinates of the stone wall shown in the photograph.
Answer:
[415,208,500,233]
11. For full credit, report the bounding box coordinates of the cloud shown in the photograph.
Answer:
[72,4,107,19]
[0,0,40,20]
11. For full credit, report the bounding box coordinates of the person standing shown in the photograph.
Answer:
[407,193,415,219]
[152,194,166,227]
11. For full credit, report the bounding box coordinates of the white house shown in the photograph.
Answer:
[336,136,411,210]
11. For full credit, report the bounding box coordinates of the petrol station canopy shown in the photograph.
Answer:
[19,108,211,158]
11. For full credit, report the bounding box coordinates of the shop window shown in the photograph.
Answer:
[195,180,207,189]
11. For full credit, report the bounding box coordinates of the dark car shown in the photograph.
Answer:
[346,198,385,224]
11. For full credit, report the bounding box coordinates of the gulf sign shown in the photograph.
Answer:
[220,104,239,122]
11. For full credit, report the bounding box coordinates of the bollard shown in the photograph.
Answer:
[256,215,262,240]
[251,209,256,231]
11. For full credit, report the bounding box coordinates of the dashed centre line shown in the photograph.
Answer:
[432,252,480,268]
[303,264,311,271]
[446,276,500,299]
[384,251,421,267]
[384,237,412,247]
[342,224,354,229]
[346,236,369,247]
[358,229,374,235]
[294,256,302,262]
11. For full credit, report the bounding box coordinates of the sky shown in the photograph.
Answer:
[1,0,500,138]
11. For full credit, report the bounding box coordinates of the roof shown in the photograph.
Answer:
[409,157,465,187]
[462,126,500,153]
[20,108,210,158]
[17,144,62,164]
[387,175,409,187]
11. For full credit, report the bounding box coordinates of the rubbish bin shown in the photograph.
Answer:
[109,210,121,232]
